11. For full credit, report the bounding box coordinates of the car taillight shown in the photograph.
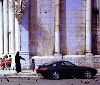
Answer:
[38,67,47,71]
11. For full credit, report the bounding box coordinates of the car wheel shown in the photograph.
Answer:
[84,71,92,78]
[52,71,60,79]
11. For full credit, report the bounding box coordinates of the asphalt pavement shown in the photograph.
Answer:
[0,76,100,85]
[0,69,100,85]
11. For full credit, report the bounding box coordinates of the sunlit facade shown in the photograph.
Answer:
[0,0,100,69]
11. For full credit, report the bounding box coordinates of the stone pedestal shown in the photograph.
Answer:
[86,53,93,58]
[11,54,15,70]
[20,52,30,69]
[55,54,62,61]
[85,53,94,67]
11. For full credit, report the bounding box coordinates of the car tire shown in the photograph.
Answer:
[42,75,48,78]
[84,71,92,78]
[52,71,60,80]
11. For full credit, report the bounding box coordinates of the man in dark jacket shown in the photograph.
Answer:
[15,51,25,73]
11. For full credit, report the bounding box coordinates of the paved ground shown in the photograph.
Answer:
[0,69,100,78]
[0,69,100,85]
[0,76,100,85]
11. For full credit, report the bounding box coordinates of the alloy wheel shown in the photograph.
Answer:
[52,71,60,79]
[84,71,92,78]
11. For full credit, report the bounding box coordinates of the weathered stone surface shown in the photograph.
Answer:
[9,0,100,69]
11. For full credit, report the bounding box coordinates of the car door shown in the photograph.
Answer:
[61,61,80,78]
[61,62,70,78]
[68,65,79,78]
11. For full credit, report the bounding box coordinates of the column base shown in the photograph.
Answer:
[85,52,94,58]
[20,51,30,69]
[11,54,15,70]
[0,54,3,58]
[54,53,62,61]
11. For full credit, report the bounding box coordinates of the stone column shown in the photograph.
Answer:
[55,0,60,54]
[15,17,20,52]
[86,0,92,53]
[55,0,62,60]
[9,0,15,54]
[0,0,3,56]
[3,0,9,54]
[85,0,94,67]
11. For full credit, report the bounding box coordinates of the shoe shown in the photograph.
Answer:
[14,73,18,75]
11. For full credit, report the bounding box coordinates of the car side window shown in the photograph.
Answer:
[52,63,57,67]
[62,62,75,67]
[49,63,57,67]
[61,62,66,67]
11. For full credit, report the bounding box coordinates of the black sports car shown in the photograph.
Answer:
[36,61,97,79]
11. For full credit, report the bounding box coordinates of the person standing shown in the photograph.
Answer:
[6,55,12,70]
[0,58,2,69]
[5,55,8,69]
[15,51,25,73]
[31,59,35,72]
[1,56,6,70]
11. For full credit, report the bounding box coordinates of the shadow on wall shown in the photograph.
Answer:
[91,0,99,55]
[60,0,84,55]
[28,0,55,57]
[19,1,29,31]
[60,0,67,55]
[16,1,30,52]
[29,0,38,57]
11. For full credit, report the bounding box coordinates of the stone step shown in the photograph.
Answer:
[0,70,41,78]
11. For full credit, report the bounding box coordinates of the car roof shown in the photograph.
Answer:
[44,60,70,65]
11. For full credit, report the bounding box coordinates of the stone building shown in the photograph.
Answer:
[0,0,100,69]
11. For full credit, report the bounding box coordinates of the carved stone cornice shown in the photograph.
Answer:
[9,0,26,19]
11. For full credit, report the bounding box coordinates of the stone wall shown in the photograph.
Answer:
[33,55,100,69]
[25,0,100,69]
[60,0,86,55]
[29,0,55,56]
[29,0,87,56]
[29,0,99,55]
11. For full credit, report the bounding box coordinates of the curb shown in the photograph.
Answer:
[0,73,42,78]
[6,75,43,78]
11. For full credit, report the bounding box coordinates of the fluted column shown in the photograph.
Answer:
[85,0,93,68]
[0,0,3,55]
[15,17,20,52]
[3,0,9,54]
[55,0,60,54]
[86,0,92,53]
[9,0,15,54]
